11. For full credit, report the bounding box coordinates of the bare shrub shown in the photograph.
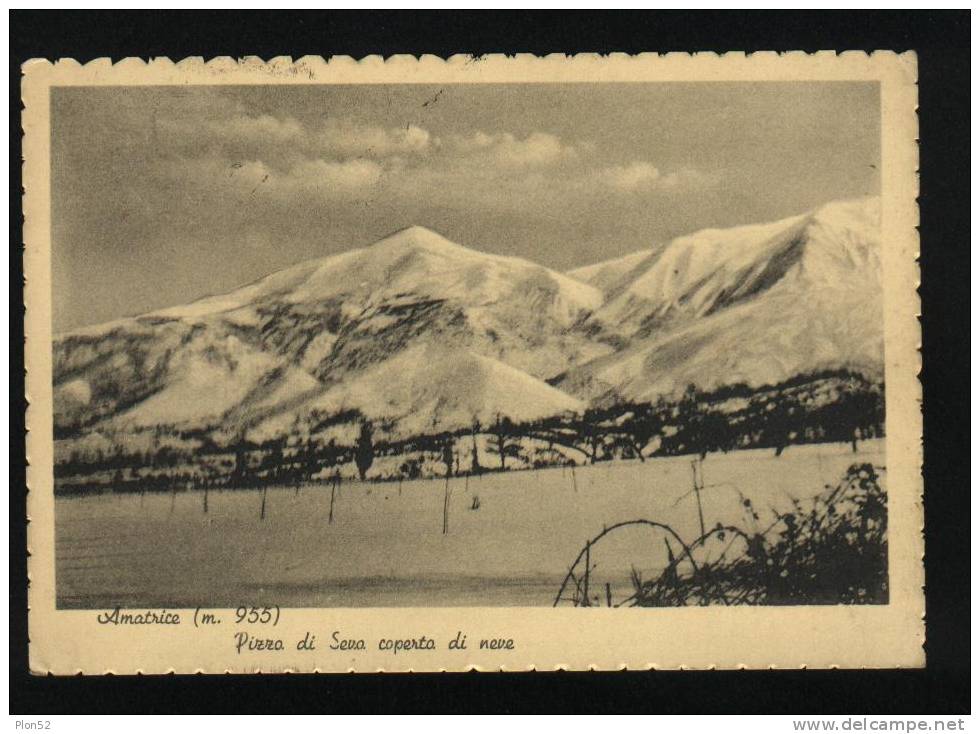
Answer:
[555,464,887,607]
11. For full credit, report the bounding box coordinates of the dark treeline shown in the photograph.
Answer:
[54,369,883,496]
[524,368,882,463]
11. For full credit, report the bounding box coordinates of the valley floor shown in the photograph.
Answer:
[55,439,885,608]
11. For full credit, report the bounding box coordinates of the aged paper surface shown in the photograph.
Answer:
[24,53,921,673]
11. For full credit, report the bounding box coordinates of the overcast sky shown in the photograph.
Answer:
[51,82,880,332]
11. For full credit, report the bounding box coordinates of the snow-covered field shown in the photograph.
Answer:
[56,440,885,608]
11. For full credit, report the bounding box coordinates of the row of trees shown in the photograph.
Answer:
[55,370,884,493]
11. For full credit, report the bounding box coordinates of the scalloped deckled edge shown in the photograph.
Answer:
[22,50,917,84]
[22,51,922,675]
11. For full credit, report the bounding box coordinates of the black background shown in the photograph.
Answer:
[9,10,970,714]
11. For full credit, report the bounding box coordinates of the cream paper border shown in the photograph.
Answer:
[23,52,921,674]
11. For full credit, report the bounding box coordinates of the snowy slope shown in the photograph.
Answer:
[558,197,883,401]
[249,343,584,442]
[147,226,607,384]
[53,226,601,438]
[585,199,879,341]
[153,226,602,327]
[590,213,811,339]
[567,248,659,294]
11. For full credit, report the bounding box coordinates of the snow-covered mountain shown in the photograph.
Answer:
[54,198,883,445]
[567,247,661,295]
[558,197,882,401]
[246,343,585,443]
[54,226,602,441]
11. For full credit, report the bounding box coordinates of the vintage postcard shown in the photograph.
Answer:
[24,52,921,673]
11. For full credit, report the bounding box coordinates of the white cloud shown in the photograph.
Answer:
[160,114,431,163]
[152,110,718,217]
[221,115,306,146]
[444,131,578,169]
[597,162,663,191]
[590,162,722,194]
[316,119,432,158]
[291,158,384,190]
[160,115,305,151]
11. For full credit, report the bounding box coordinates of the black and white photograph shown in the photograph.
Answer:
[49,79,888,610]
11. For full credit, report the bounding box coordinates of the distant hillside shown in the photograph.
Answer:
[558,198,882,402]
[55,226,604,442]
[54,198,883,460]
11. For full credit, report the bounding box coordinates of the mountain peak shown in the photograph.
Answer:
[390,224,443,238]
[810,196,880,230]
[371,225,465,255]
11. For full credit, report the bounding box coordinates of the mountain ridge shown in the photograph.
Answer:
[54,225,605,441]
[557,197,882,401]
[54,198,883,445]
